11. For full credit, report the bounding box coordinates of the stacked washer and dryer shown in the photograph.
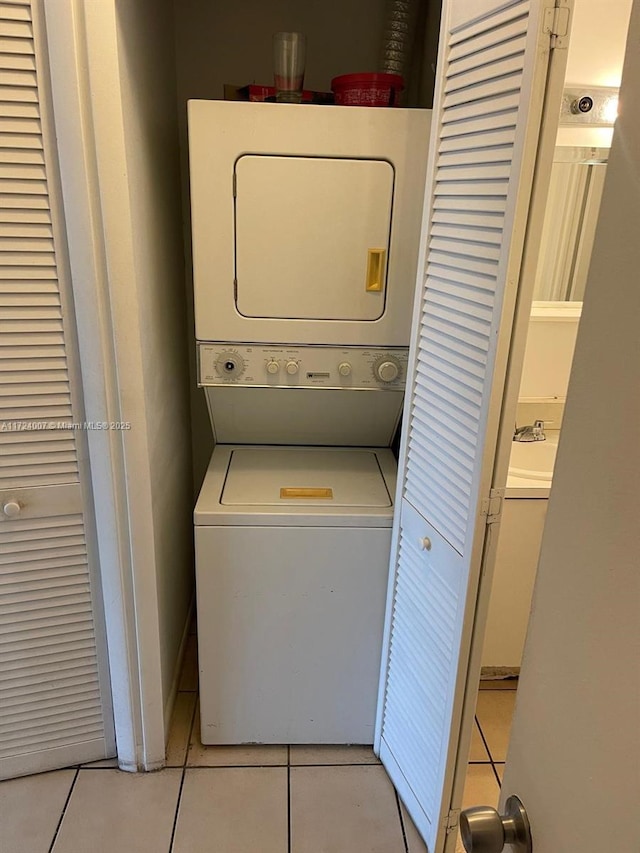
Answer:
[189,101,430,745]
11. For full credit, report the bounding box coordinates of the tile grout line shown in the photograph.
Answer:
[47,766,79,853]
[394,789,410,853]
[167,686,200,851]
[167,767,187,852]
[490,762,503,789]
[76,765,119,770]
[475,716,504,790]
[184,693,199,769]
[287,760,379,768]
[179,762,289,769]
[474,716,495,764]
[287,746,292,853]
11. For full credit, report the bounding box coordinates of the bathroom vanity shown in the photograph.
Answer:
[481,434,558,674]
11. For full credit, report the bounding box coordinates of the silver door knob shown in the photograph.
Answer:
[460,795,531,853]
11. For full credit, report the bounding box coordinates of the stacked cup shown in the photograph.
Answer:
[273,32,306,103]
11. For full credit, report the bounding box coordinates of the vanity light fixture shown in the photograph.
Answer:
[559,85,620,126]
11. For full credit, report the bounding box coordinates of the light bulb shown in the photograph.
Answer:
[603,96,619,124]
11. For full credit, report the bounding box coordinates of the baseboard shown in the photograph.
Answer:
[481,666,520,681]
[163,593,196,746]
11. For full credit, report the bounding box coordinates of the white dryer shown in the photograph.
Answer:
[194,445,396,744]
[198,342,409,445]
[188,101,431,347]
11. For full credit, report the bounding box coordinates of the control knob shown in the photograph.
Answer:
[338,362,352,377]
[285,360,299,376]
[374,356,401,383]
[215,351,245,379]
[266,360,280,375]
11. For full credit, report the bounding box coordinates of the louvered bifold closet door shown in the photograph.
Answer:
[0,0,114,778]
[377,1,562,850]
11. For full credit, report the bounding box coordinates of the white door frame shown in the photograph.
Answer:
[41,0,166,771]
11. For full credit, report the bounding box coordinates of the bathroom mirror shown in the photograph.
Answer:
[532,146,608,303]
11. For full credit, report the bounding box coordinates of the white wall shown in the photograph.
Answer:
[565,0,632,85]
[520,0,633,395]
[518,310,580,399]
[557,0,633,146]
[114,0,193,724]
[502,3,640,848]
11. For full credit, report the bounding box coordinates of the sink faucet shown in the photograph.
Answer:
[513,419,546,442]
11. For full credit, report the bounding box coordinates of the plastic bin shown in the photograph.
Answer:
[331,73,404,107]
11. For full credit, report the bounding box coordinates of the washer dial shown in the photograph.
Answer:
[215,351,246,380]
[373,355,402,384]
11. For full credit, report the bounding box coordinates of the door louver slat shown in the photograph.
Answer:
[0,685,99,715]
[0,4,31,22]
[0,572,90,594]
[449,6,527,46]
[0,725,103,759]
[0,635,96,664]
[0,617,93,642]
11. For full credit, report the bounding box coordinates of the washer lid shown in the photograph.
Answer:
[221,448,392,507]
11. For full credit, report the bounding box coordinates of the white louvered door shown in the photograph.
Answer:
[376,1,569,850]
[0,0,115,778]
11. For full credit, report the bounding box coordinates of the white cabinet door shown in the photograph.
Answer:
[376,1,570,850]
[0,0,114,779]
[235,155,394,321]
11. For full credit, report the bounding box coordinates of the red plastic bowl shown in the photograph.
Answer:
[331,73,404,107]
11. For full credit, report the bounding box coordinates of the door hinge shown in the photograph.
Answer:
[543,3,571,48]
[481,487,504,525]
[444,808,460,834]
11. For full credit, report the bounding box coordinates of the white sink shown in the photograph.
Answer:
[509,436,558,481]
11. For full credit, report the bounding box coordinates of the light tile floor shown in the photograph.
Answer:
[0,629,517,853]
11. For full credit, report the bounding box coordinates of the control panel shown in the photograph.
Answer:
[198,344,409,390]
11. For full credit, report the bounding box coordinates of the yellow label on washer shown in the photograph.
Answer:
[280,487,333,499]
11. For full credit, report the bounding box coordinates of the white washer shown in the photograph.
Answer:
[194,445,397,744]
